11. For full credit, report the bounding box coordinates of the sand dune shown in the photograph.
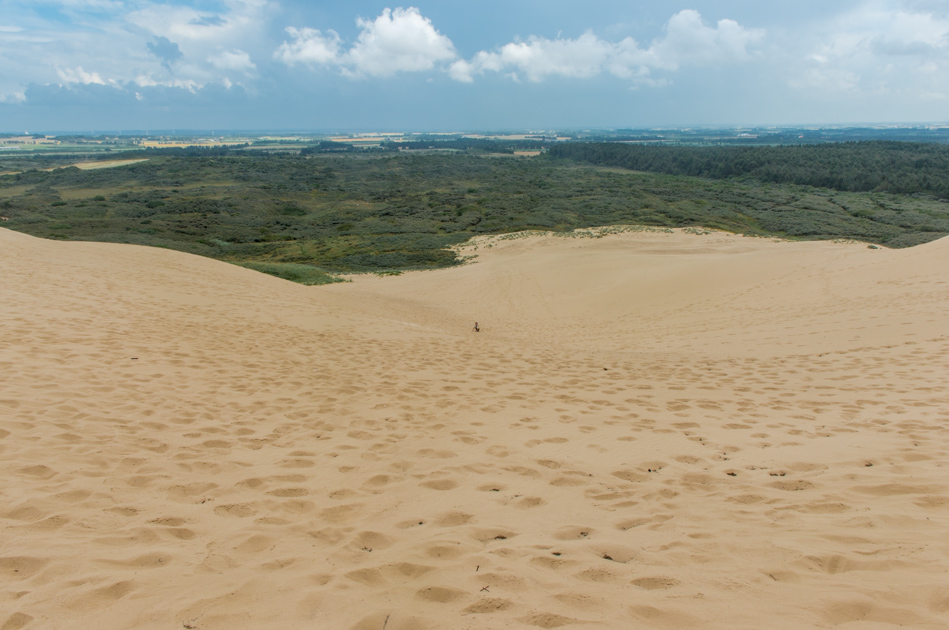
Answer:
[2,227,948,629]
[70,159,150,171]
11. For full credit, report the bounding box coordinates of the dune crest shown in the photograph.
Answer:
[2,227,948,629]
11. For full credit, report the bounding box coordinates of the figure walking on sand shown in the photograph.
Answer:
[473,322,480,332]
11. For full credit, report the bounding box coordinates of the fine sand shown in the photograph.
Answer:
[2,227,948,629]
[70,159,150,171]
[1,159,150,178]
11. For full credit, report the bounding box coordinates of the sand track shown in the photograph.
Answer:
[2,227,948,629]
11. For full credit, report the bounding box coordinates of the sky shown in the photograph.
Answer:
[1,0,949,132]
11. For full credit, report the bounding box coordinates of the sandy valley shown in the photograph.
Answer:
[2,226,948,629]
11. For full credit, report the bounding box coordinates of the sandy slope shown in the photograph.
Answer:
[1,227,948,630]
[71,159,150,171]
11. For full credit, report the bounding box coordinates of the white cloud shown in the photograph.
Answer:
[208,49,256,73]
[126,6,236,43]
[4,0,948,126]
[277,7,759,84]
[274,27,341,65]
[274,7,456,77]
[0,90,26,103]
[56,66,106,85]
[133,75,202,93]
[0,0,274,105]
[451,32,616,83]
[344,7,456,77]
[43,0,124,7]
[650,10,762,70]
[451,10,763,83]
[791,3,949,95]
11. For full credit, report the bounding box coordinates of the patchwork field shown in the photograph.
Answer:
[2,227,948,629]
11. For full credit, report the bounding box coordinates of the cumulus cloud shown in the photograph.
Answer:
[133,75,202,93]
[0,90,26,103]
[276,7,758,83]
[450,32,615,83]
[56,66,106,85]
[653,10,762,68]
[208,49,256,73]
[275,7,456,77]
[275,27,341,65]
[451,10,763,83]
[345,7,456,76]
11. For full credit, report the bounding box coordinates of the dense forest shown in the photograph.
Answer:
[549,141,949,199]
[298,138,546,154]
[2,148,948,283]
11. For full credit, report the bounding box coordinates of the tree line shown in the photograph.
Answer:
[548,141,949,199]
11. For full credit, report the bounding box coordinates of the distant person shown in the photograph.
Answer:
[473,322,480,332]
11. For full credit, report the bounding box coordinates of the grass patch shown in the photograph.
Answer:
[238,261,346,286]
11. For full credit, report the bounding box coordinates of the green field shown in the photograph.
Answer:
[2,149,948,283]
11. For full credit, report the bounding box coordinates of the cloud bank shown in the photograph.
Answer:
[2,1,949,128]
[792,5,949,100]
[273,7,763,84]
[447,10,762,83]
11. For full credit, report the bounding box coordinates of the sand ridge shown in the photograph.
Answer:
[1,227,948,629]
[70,159,150,171]
[1,159,150,178]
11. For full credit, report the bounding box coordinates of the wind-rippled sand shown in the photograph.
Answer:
[2,227,948,629]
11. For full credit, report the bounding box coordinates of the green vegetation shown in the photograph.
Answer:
[238,261,345,285]
[1,146,948,283]
[549,141,949,198]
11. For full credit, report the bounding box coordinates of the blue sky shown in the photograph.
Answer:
[1,1,948,132]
